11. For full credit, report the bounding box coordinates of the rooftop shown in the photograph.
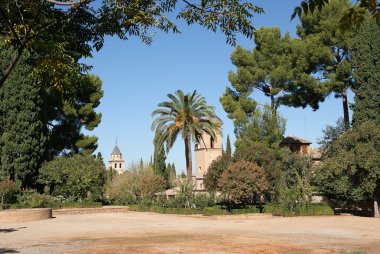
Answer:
[111,145,122,155]
[280,136,312,145]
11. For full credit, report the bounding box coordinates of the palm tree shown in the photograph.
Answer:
[151,90,221,180]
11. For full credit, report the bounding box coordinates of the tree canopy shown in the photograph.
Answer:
[0,0,264,89]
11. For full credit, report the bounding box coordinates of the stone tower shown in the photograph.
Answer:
[194,129,223,191]
[108,143,125,174]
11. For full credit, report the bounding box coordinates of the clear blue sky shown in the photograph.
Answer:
[84,0,353,174]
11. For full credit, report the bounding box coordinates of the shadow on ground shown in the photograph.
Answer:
[0,227,26,234]
[0,248,19,254]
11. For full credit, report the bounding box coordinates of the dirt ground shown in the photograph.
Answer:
[1,211,379,254]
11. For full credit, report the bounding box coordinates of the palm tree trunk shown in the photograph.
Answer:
[184,132,192,181]
[342,88,350,130]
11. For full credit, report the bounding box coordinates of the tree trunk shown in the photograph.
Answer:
[184,132,192,181]
[342,88,350,130]
[0,46,24,89]
[374,200,379,218]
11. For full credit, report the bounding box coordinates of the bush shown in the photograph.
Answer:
[263,203,334,216]
[16,190,55,208]
[0,179,18,204]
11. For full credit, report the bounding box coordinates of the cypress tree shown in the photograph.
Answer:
[351,18,380,127]
[225,135,232,158]
[153,142,167,177]
[0,49,47,187]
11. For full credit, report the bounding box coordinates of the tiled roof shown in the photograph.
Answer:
[280,136,312,145]
[111,145,122,155]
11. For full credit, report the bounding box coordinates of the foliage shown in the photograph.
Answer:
[139,174,166,199]
[0,179,18,204]
[234,107,286,149]
[292,0,379,30]
[351,18,380,127]
[317,118,345,154]
[0,0,264,89]
[0,48,48,188]
[46,74,103,157]
[128,202,334,217]
[16,189,55,208]
[152,90,221,179]
[218,161,269,206]
[263,203,334,217]
[38,155,106,202]
[234,144,313,204]
[106,171,140,205]
[316,121,380,208]
[153,137,168,184]
[204,156,231,192]
[295,0,355,128]
[225,134,232,158]
[106,162,165,204]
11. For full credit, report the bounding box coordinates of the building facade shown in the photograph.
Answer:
[108,144,125,174]
[194,130,223,191]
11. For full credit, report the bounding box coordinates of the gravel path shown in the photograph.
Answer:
[1,212,379,254]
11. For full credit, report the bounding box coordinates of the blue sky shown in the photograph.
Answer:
[84,1,353,174]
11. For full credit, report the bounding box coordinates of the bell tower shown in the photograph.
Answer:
[194,129,222,191]
[108,139,125,174]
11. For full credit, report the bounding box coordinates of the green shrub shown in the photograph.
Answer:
[263,203,333,216]
[16,190,55,208]
[0,179,18,204]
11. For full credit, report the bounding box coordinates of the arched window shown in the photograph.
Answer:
[114,163,117,168]
[119,163,122,168]
[210,137,214,148]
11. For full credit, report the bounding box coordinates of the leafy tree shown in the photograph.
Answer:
[152,90,221,180]
[0,48,47,188]
[218,161,268,207]
[317,118,345,154]
[234,143,313,203]
[0,0,264,88]
[317,121,380,217]
[139,174,166,199]
[233,106,286,150]
[203,156,231,192]
[295,0,355,129]
[225,134,232,158]
[351,18,380,127]
[38,155,106,201]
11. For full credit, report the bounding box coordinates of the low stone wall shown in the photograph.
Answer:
[53,206,129,216]
[0,208,52,222]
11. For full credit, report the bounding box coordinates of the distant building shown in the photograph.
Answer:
[280,135,322,164]
[280,136,312,155]
[194,129,223,191]
[108,144,125,174]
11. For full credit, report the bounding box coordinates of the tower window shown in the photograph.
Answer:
[210,137,214,148]
[119,163,122,168]
[114,163,117,168]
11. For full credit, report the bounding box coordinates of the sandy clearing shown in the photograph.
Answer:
[0,211,379,254]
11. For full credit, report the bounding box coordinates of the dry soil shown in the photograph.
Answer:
[1,211,379,254]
